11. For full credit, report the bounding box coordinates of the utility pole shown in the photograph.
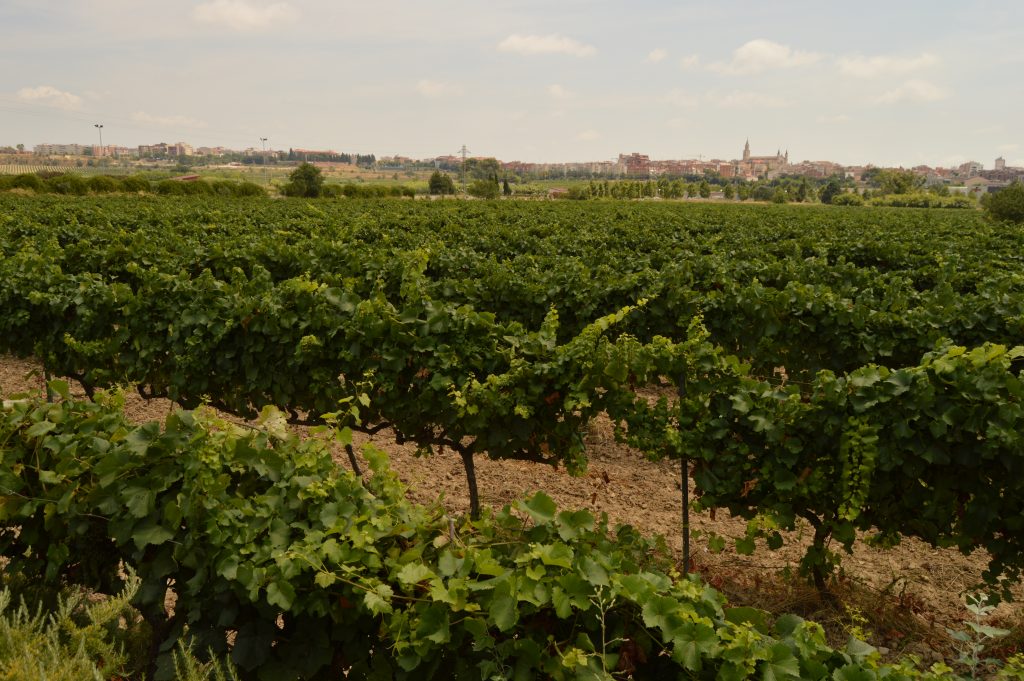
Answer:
[94,124,104,157]
[458,144,470,194]
[260,137,269,185]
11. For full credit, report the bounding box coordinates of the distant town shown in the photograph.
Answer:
[2,138,1022,195]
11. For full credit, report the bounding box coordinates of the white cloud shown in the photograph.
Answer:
[497,33,596,57]
[192,0,297,31]
[710,39,821,75]
[678,54,700,71]
[132,111,208,128]
[667,116,689,130]
[997,143,1019,153]
[647,48,668,63]
[838,52,938,78]
[546,84,571,99]
[875,79,949,104]
[415,79,463,98]
[576,129,600,141]
[16,85,82,110]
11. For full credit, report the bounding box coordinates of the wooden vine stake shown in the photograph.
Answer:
[678,372,690,576]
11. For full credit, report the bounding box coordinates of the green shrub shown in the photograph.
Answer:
[428,170,456,195]
[868,193,976,209]
[831,192,864,206]
[155,179,186,195]
[0,574,240,680]
[282,163,324,197]
[86,175,120,193]
[180,180,213,196]
[467,178,500,199]
[983,181,1024,223]
[156,179,214,196]
[45,173,88,195]
[209,179,237,196]
[0,572,147,680]
[233,181,266,197]
[320,183,344,198]
[11,173,45,191]
[0,391,978,680]
[120,176,151,193]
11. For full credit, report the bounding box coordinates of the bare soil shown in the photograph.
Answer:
[2,355,1020,664]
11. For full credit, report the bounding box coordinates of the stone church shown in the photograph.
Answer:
[736,139,788,178]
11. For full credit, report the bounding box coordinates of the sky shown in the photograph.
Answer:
[1,0,1022,167]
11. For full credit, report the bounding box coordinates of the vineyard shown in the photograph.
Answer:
[1,194,1023,679]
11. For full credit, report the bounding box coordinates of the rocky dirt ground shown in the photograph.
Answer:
[2,354,1020,665]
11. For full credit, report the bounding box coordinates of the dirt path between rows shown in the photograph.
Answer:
[2,355,1020,664]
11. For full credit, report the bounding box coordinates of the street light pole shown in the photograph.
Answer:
[94,124,104,157]
[260,137,269,185]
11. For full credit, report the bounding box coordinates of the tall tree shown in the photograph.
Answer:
[283,163,324,198]
[428,170,456,195]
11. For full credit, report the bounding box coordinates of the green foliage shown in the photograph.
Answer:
[869,193,975,209]
[0,573,240,680]
[819,179,842,204]
[208,180,267,198]
[428,170,456,195]
[983,181,1024,224]
[832,192,864,206]
[119,176,151,193]
[467,177,500,199]
[336,183,416,198]
[45,173,88,195]
[618,341,1024,593]
[462,157,500,181]
[0,174,269,198]
[172,643,242,681]
[155,179,216,196]
[949,594,1011,679]
[0,393,969,680]
[10,173,45,192]
[870,168,927,195]
[282,162,324,198]
[232,181,266,197]
[0,571,146,680]
[2,194,1024,596]
[86,175,120,193]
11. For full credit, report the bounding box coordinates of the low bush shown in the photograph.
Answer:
[983,181,1024,223]
[868,193,975,209]
[44,173,89,195]
[0,388,994,680]
[120,176,151,193]
[87,175,121,193]
[831,192,864,206]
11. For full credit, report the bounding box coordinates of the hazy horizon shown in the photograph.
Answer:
[1,0,1021,168]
